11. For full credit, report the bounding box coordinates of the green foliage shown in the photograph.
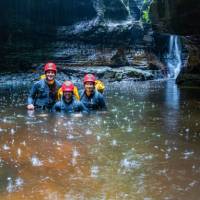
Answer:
[141,0,155,23]
[142,6,151,23]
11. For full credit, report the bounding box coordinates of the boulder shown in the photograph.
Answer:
[110,48,129,67]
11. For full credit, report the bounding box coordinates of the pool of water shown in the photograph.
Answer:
[0,79,200,200]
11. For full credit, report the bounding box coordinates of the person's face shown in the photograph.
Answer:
[85,82,95,95]
[63,91,73,102]
[45,70,56,81]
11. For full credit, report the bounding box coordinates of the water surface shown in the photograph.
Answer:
[0,79,200,200]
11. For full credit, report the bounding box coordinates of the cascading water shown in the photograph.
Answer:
[120,0,131,18]
[93,0,105,21]
[65,0,144,34]
[166,35,182,79]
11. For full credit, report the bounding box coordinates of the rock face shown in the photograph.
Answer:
[150,0,200,35]
[176,36,200,86]
[55,66,159,82]
[0,0,163,74]
[150,0,200,86]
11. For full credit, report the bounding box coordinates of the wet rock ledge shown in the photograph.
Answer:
[0,66,164,87]
[59,66,163,82]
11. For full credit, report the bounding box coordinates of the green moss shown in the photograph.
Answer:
[141,0,154,23]
[142,6,151,23]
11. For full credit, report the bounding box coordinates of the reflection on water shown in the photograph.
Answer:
[165,80,180,109]
[163,81,181,134]
[0,79,200,199]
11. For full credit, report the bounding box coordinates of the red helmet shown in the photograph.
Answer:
[62,81,74,92]
[83,74,96,84]
[44,62,57,73]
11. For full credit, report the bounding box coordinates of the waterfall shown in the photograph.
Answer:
[166,35,182,79]
[93,0,105,20]
[119,0,131,18]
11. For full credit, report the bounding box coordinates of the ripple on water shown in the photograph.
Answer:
[10,128,16,135]
[91,166,99,178]
[66,134,75,140]
[72,147,80,158]
[6,177,24,193]
[182,150,194,160]
[85,129,92,135]
[1,117,16,124]
[30,155,43,167]
[111,139,118,146]
[120,158,141,170]
[0,80,200,199]
[3,144,10,150]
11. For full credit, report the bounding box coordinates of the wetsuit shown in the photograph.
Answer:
[53,97,88,114]
[27,79,61,110]
[80,90,107,111]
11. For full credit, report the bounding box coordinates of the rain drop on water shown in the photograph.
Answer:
[91,166,99,178]
[31,155,43,166]
[3,144,10,150]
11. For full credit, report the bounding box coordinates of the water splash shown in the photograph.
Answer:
[6,177,14,193]
[166,35,182,78]
[17,148,21,157]
[120,158,141,169]
[91,165,99,178]
[3,144,10,150]
[72,147,80,158]
[6,177,24,193]
[31,155,43,167]
[93,0,132,21]
[111,139,118,146]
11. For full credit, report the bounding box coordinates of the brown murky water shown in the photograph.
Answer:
[0,79,200,200]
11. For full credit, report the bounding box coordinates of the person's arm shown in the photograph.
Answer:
[27,83,38,110]
[52,102,61,112]
[79,102,89,114]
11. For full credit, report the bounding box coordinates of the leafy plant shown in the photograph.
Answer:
[142,6,150,23]
[141,0,152,24]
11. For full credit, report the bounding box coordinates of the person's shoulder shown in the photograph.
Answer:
[55,79,61,87]
[79,90,85,99]
[73,99,83,106]
[33,79,44,87]
[95,90,104,98]
[53,100,62,111]
[54,100,62,107]
[74,99,80,104]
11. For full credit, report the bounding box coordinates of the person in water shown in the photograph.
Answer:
[53,81,88,113]
[27,62,61,110]
[80,74,107,111]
